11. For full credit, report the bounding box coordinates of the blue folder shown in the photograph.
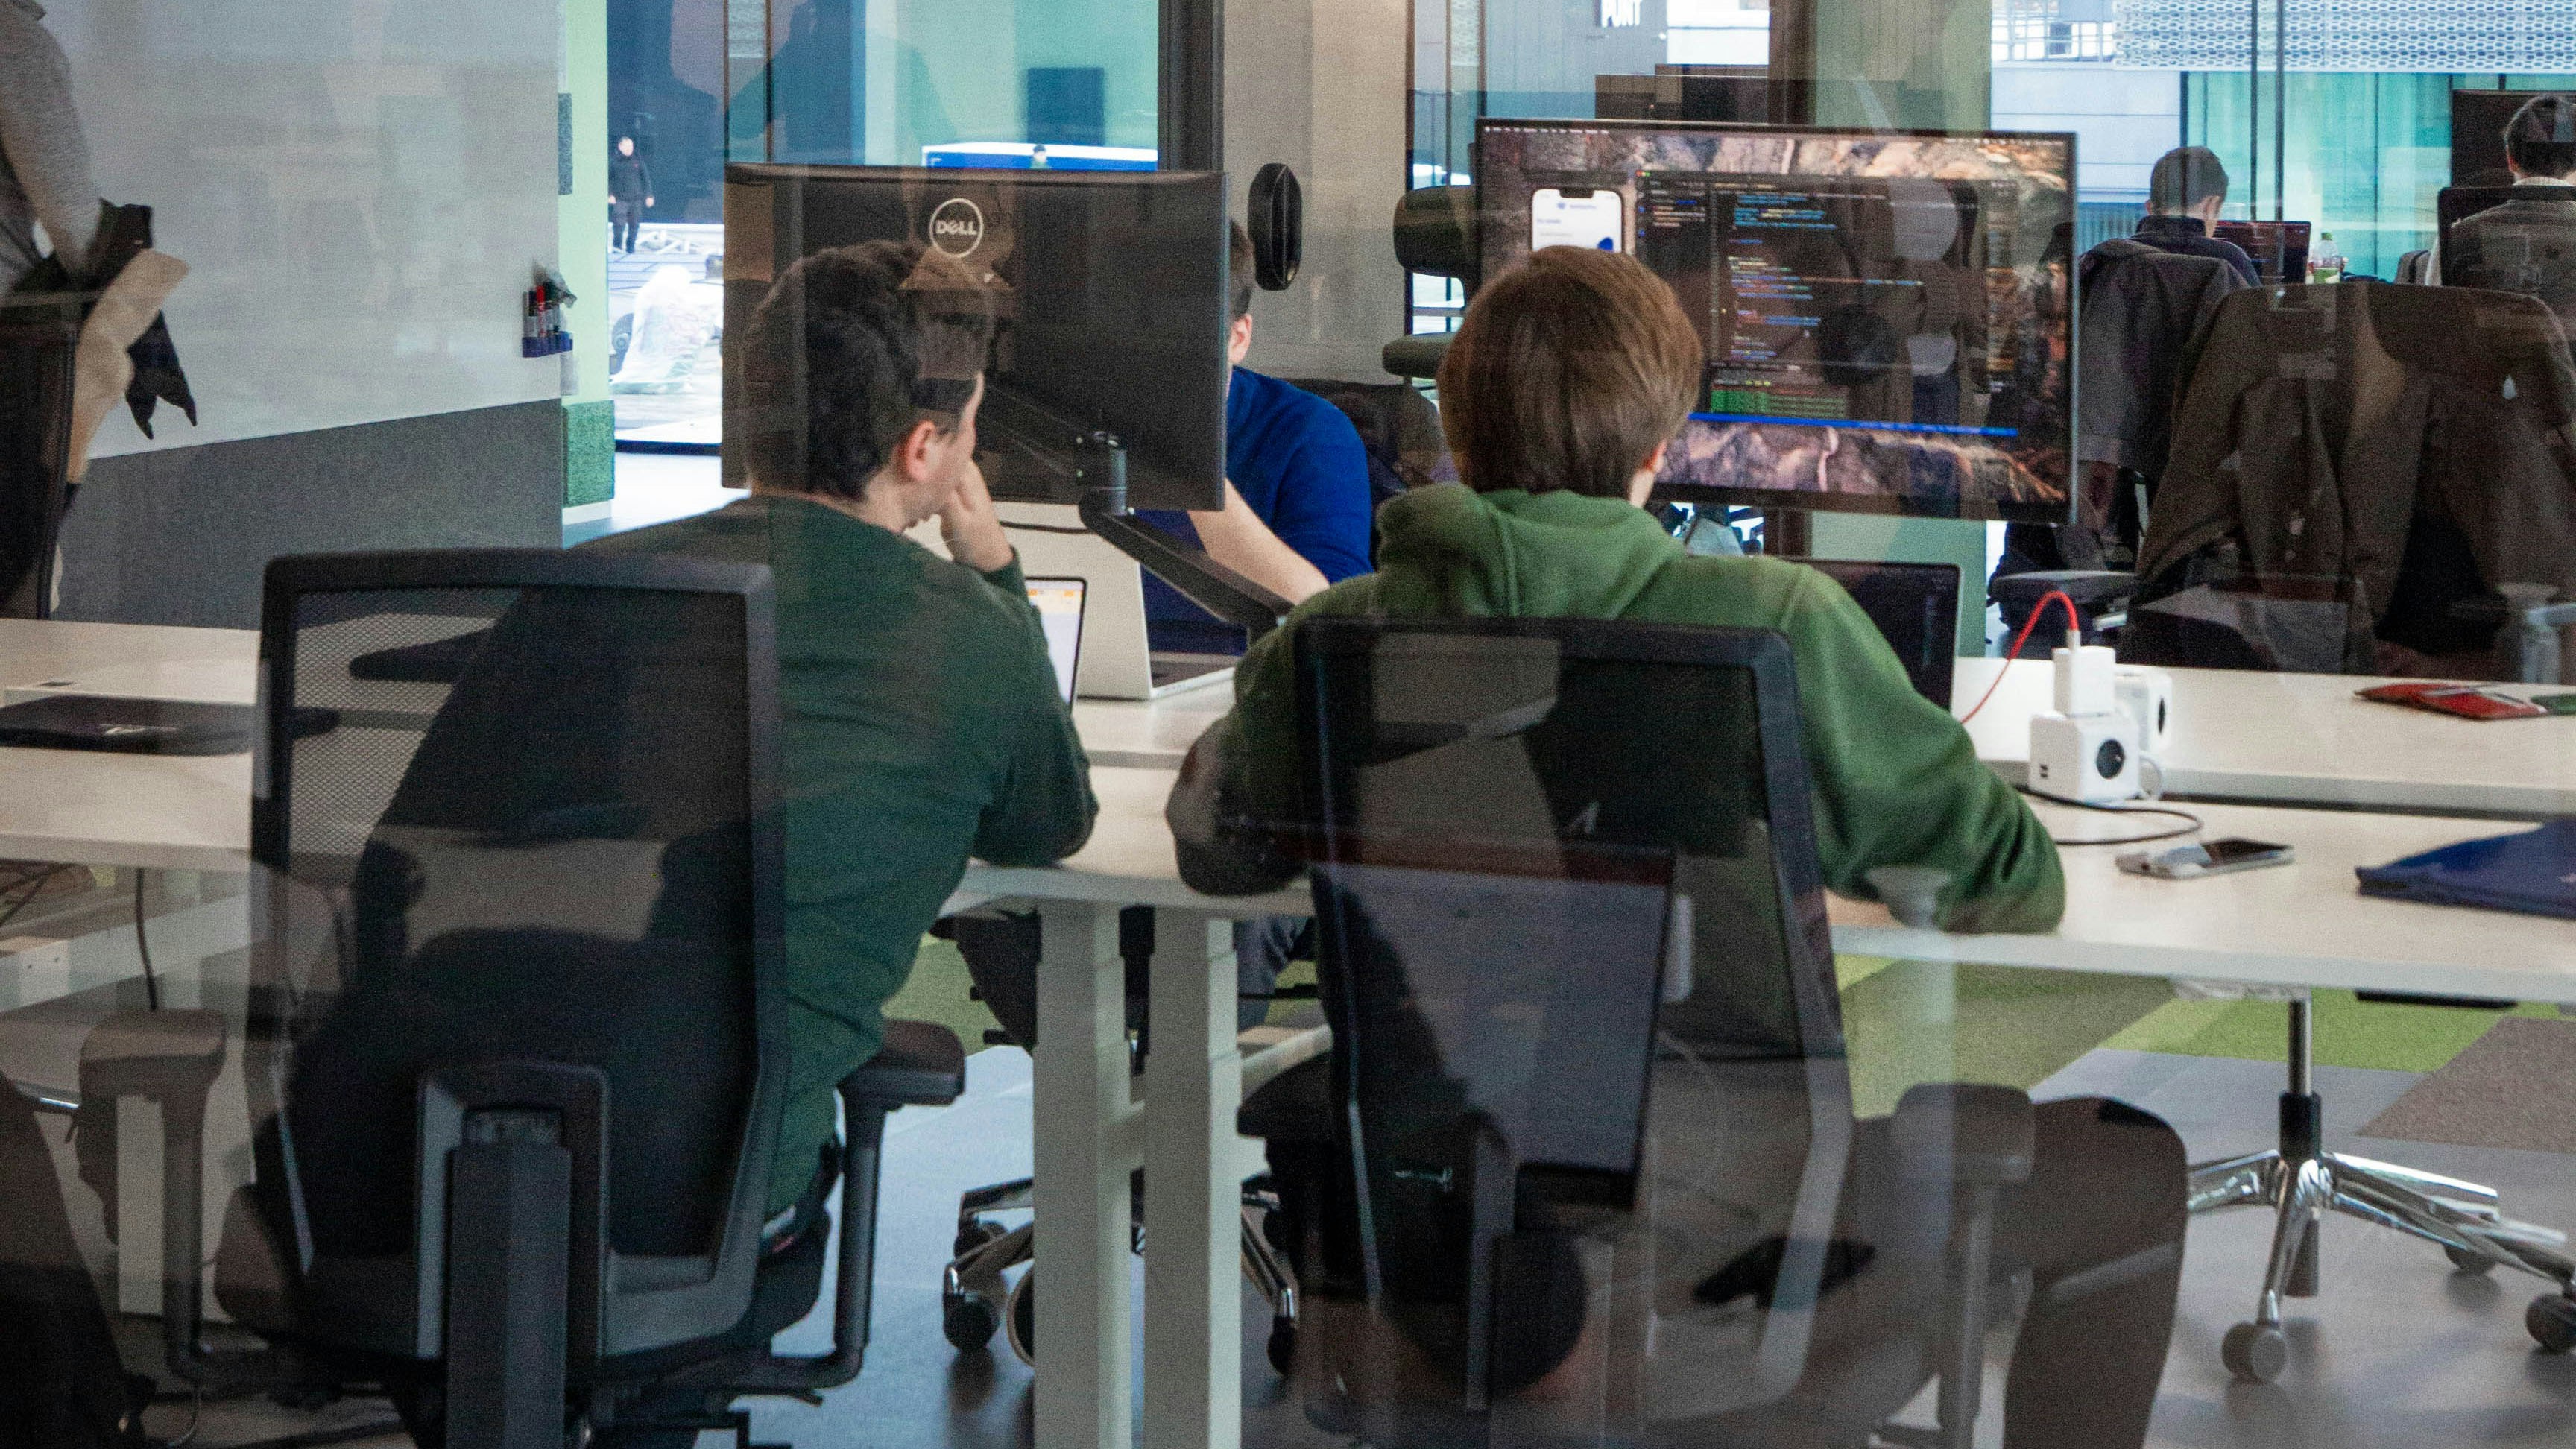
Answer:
[2355,820,2576,921]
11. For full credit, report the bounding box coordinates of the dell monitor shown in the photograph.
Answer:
[721,163,1230,511]
[1473,119,2077,523]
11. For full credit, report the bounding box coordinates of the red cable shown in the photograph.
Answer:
[1960,588,2082,724]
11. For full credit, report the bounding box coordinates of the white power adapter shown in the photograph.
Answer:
[2029,643,2144,804]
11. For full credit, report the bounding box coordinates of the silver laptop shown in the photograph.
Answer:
[1022,576,1087,706]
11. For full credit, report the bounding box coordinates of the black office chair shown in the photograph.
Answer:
[1243,616,2039,1448]
[77,550,964,1449]
[2124,282,2576,1377]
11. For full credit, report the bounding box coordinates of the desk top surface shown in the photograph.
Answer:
[1954,657,2576,817]
[964,770,2576,1003]
[8,619,2572,876]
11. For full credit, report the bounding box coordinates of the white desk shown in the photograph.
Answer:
[950,767,1304,1449]
[1067,660,2576,821]
[1955,657,2576,818]
[0,621,257,871]
[951,771,2576,1449]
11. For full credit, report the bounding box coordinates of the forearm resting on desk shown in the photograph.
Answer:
[1167,724,1301,895]
[1189,482,1330,606]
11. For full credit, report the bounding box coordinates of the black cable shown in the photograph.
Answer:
[1001,521,1096,535]
[2018,788,2206,847]
[134,867,159,1010]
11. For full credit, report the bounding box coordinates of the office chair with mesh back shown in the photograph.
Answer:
[2124,282,2576,1379]
[1242,616,2048,1449]
[75,550,964,1449]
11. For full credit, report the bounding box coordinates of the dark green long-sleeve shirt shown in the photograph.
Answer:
[596,496,1096,1211]
[1174,484,2061,934]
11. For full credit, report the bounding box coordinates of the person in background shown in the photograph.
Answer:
[2133,146,2260,287]
[590,238,1096,1303]
[1137,221,1374,655]
[2440,93,2576,326]
[1169,245,2185,1448]
[610,135,652,254]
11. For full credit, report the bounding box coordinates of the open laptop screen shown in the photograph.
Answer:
[1024,577,1087,704]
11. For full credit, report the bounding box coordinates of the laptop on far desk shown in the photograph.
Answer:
[1022,577,1087,706]
[2213,219,2313,285]
[992,504,1236,701]
[1781,558,1961,708]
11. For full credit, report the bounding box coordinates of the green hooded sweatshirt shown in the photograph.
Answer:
[1175,484,2062,933]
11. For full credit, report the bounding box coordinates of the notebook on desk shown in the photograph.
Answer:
[2357,820,2576,922]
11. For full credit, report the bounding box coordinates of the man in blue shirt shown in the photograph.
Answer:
[2132,147,2261,287]
[1139,223,1376,653]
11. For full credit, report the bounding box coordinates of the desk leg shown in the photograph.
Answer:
[1032,901,1134,1449]
[1143,909,1243,1449]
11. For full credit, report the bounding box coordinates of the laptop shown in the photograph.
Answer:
[984,504,1236,701]
[2213,219,2313,285]
[1780,558,1962,708]
[1023,576,1087,706]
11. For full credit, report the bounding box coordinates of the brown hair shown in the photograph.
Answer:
[736,240,993,503]
[1436,246,1702,499]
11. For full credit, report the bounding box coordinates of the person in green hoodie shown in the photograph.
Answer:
[1172,247,2185,1446]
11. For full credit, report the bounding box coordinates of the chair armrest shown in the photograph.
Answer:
[837,1020,965,1108]
[80,1009,225,1105]
[1892,1082,2035,1187]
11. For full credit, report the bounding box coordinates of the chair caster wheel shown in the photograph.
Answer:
[943,1289,1001,1351]
[1266,1315,1296,1377]
[2221,1322,2288,1383]
[2446,1243,2498,1275]
[1006,1269,1037,1366]
[954,1219,1005,1259]
[2527,1294,2576,1353]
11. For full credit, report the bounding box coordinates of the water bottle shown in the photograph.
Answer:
[2308,231,2346,284]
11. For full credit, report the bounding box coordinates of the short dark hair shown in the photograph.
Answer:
[1229,221,1255,323]
[735,240,993,503]
[2506,95,2576,179]
[1436,247,1703,500]
[2149,147,2229,214]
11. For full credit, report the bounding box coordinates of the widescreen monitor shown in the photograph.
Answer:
[1475,119,2077,523]
[722,164,1229,510]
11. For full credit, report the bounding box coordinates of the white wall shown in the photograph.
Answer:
[45,0,564,458]
[1228,0,1412,381]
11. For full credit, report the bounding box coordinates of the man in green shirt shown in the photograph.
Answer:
[1174,247,2184,1447]
[596,240,1096,1222]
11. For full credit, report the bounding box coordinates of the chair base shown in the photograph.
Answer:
[938,1175,1300,1372]
[2186,1000,2576,1383]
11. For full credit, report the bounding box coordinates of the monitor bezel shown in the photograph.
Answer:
[1471,116,2081,525]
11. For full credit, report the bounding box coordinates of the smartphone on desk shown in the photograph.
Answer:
[2118,839,2294,880]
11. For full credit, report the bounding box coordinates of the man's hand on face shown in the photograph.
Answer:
[938,456,1015,574]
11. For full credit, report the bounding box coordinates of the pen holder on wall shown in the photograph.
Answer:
[523,266,575,359]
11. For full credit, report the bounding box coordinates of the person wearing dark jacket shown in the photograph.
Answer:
[609,135,652,253]
[593,241,1097,1220]
[2442,94,2576,329]
[1169,246,2186,1448]
[2133,146,2260,287]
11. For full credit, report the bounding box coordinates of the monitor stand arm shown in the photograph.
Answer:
[1072,432,1291,645]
